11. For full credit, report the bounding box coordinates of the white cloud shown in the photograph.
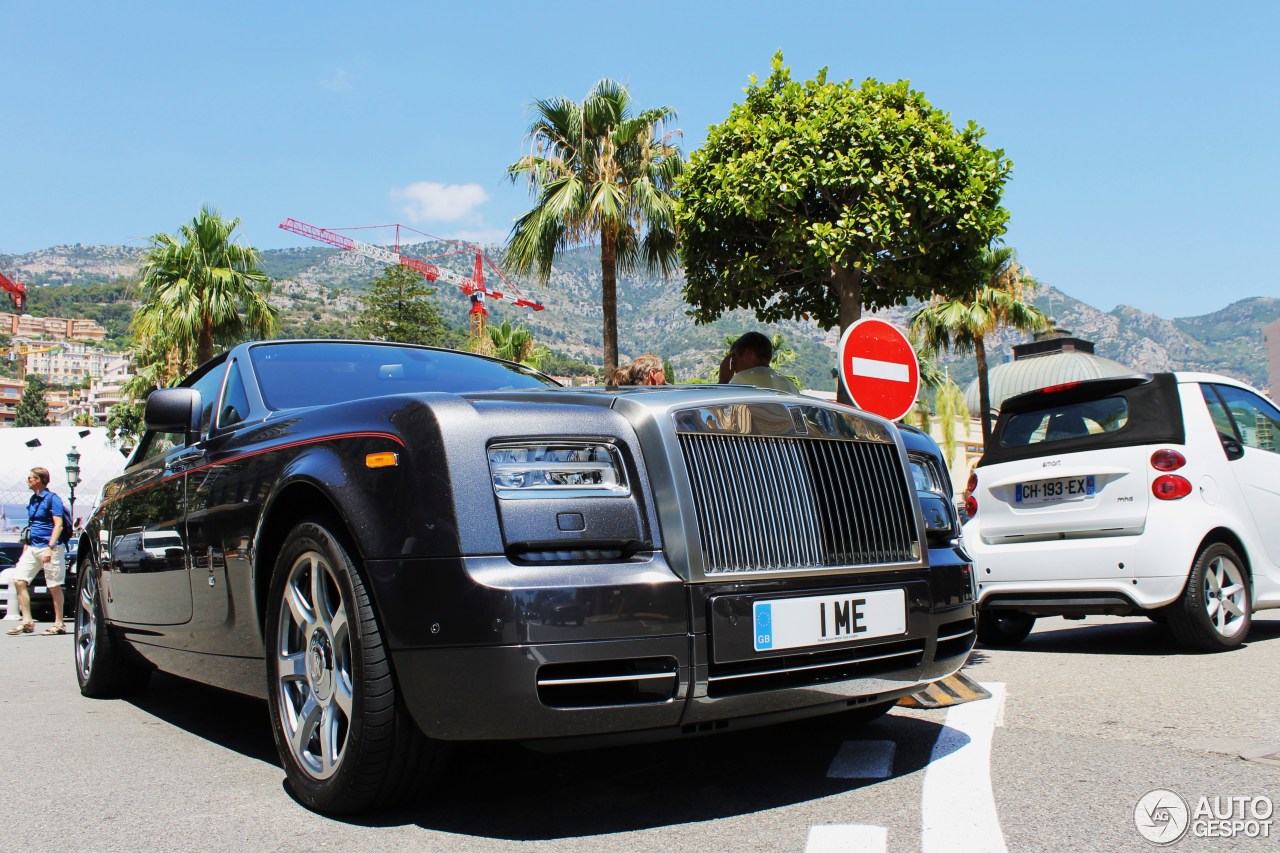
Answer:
[319,68,353,93]
[451,227,509,244]
[391,182,490,223]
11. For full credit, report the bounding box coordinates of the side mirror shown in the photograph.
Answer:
[145,388,201,441]
[1218,431,1245,462]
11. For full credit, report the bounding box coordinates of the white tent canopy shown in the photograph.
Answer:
[0,426,130,536]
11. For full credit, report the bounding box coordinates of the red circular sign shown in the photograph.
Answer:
[837,318,920,421]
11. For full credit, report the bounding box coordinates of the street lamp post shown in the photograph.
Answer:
[65,445,81,523]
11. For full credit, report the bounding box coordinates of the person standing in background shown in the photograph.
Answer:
[7,467,67,636]
[718,332,801,394]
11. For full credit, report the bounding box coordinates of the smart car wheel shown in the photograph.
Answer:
[75,559,151,697]
[976,609,1036,647]
[1166,542,1251,652]
[266,521,439,814]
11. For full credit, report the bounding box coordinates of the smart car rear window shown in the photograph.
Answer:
[979,373,1184,467]
[249,342,558,410]
[999,396,1130,448]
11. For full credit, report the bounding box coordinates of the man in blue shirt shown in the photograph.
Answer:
[6,467,67,636]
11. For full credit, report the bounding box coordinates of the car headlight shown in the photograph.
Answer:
[487,442,629,499]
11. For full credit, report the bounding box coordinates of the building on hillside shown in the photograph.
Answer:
[0,313,106,342]
[19,341,127,387]
[1265,317,1280,398]
[0,377,22,426]
[61,356,132,426]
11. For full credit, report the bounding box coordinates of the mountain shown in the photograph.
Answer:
[3,244,1277,391]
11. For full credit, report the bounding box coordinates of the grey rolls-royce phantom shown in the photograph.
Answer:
[74,339,975,814]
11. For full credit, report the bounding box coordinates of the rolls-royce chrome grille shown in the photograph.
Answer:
[675,402,919,575]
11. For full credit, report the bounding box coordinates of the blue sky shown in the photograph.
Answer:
[3,1,1276,319]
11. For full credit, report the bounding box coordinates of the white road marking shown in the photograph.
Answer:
[850,356,910,382]
[921,682,1008,853]
[827,739,896,779]
[806,824,888,853]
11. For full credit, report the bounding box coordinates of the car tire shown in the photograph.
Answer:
[1165,542,1252,652]
[75,560,151,697]
[976,609,1036,647]
[265,521,441,815]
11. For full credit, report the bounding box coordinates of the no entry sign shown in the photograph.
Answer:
[837,318,920,422]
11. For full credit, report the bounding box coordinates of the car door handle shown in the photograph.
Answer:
[166,449,205,473]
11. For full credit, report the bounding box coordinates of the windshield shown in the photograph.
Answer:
[249,342,559,410]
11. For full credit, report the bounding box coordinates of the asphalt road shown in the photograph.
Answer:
[0,612,1277,852]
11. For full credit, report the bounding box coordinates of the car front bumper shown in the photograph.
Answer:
[367,549,975,742]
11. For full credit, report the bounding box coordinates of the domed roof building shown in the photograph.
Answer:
[963,330,1134,422]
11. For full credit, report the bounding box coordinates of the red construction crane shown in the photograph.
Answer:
[279,218,543,343]
[1,268,27,312]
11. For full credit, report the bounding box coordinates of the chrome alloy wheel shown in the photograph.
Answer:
[274,549,353,781]
[75,569,98,682]
[1202,553,1248,638]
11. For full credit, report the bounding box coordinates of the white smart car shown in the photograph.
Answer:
[963,372,1280,652]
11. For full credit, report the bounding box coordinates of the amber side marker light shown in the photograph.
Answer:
[365,452,399,469]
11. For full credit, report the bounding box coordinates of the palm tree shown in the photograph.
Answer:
[134,206,278,370]
[911,246,1051,447]
[506,79,683,376]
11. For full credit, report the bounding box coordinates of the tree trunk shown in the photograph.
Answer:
[976,336,993,448]
[197,319,215,367]
[601,228,619,376]
[833,264,863,404]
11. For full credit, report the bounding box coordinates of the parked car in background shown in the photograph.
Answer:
[73,339,975,815]
[1,539,77,622]
[964,372,1280,652]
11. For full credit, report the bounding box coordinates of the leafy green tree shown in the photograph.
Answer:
[15,375,50,427]
[538,349,600,380]
[133,206,278,370]
[912,246,1051,446]
[505,78,684,376]
[355,265,449,345]
[678,53,1012,394]
[73,412,96,428]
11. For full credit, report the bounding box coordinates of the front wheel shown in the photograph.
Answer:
[265,521,440,815]
[977,609,1036,647]
[1165,542,1252,652]
[75,561,151,697]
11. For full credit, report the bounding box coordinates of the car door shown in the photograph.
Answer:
[102,427,192,626]
[1205,383,1280,570]
[183,357,255,651]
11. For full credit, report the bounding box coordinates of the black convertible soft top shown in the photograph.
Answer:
[978,373,1186,467]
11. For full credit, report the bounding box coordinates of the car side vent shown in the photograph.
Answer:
[934,618,976,662]
[516,548,624,563]
[536,657,679,709]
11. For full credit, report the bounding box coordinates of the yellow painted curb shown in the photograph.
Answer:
[897,671,992,709]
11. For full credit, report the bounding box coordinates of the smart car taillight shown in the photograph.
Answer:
[1150,449,1186,471]
[1152,474,1192,500]
[964,472,978,517]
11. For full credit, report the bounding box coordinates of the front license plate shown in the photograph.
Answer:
[753,589,906,652]
[1016,474,1095,505]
